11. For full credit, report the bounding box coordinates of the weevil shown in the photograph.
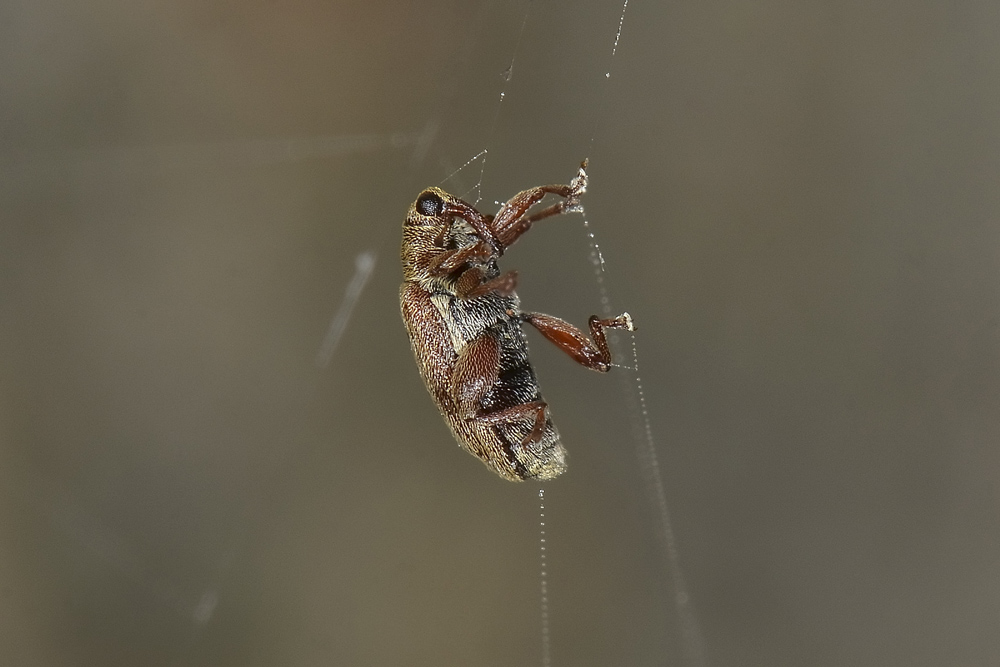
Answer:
[400,161,634,481]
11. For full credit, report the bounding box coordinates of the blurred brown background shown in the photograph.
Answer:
[2,1,999,665]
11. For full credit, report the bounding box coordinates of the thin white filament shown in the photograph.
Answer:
[316,251,377,368]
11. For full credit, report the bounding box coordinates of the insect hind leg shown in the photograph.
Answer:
[476,400,549,449]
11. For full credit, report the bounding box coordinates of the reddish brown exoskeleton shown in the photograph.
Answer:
[400,161,634,481]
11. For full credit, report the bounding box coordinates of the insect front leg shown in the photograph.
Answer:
[491,161,589,250]
[440,200,501,251]
[523,311,635,372]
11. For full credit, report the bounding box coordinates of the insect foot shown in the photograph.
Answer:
[400,163,633,481]
[562,159,589,215]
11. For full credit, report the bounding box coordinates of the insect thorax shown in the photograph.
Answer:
[432,266,520,355]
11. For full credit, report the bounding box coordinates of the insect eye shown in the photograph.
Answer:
[416,191,444,217]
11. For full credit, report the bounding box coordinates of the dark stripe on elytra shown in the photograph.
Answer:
[494,423,531,480]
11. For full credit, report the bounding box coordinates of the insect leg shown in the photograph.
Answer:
[523,311,635,372]
[477,400,549,449]
[451,335,549,448]
[456,268,518,299]
[441,199,501,251]
[492,161,589,249]
[491,185,577,249]
[428,240,493,277]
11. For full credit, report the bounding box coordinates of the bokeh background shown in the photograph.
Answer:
[3,1,999,665]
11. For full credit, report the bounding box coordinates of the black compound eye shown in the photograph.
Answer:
[416,191,444,217]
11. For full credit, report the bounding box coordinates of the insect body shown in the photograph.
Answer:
[400,161,634,481]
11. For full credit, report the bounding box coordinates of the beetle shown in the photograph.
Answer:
[400,161,634,481]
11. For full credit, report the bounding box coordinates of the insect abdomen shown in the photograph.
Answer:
[482,318,566,480]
